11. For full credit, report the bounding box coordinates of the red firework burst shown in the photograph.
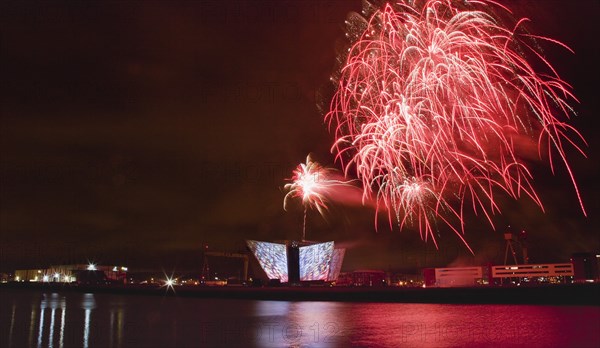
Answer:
[326,0,586,250]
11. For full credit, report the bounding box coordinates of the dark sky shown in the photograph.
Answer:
[1,0,598,273]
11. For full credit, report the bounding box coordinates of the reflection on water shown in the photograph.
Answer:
[1,289,599,347]
[253,300,346,347]
[2,291,126,348]
[36,305,43,348]
[59,305,65,348]
[109,301,124,348]
[34,293,68,348]
[8,303,15,347]
[81,293,95,348]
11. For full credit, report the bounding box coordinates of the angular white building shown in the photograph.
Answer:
[246,240,345,283]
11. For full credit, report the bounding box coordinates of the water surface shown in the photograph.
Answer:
[1,289,598,347]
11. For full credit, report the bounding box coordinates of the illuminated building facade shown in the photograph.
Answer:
[246,240,345,283]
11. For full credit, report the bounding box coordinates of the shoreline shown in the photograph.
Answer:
[2,282,599,305]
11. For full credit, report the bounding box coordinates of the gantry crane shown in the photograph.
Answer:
[201,250,249,281]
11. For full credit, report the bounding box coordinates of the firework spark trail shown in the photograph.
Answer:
[326,0,586,249]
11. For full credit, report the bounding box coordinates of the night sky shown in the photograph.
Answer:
[1,0,598,273]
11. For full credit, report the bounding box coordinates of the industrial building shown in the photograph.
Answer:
[14,263,128,284]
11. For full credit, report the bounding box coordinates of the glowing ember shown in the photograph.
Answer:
[326,0,586,250]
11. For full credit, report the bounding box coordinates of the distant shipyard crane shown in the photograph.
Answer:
[201,250,249,281]
[503,228,529,265]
